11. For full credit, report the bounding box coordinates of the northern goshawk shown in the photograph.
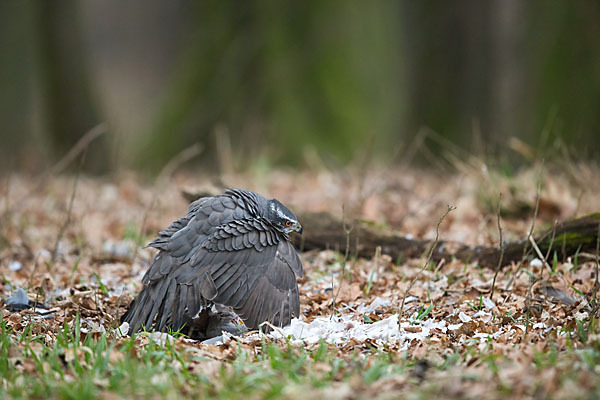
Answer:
[121,189,303,338]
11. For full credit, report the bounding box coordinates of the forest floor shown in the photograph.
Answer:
[1,161,600,399]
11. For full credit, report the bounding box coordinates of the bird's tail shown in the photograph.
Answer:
[120,281,163,334]
[121,271,212,337]
[119,248,181,334]
[122,278,219,339]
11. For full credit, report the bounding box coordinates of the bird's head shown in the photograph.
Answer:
[267,199,302,234]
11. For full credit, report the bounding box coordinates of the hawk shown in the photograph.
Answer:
[121,189,303,339]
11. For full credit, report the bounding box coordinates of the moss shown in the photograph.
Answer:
[540,232,596,247]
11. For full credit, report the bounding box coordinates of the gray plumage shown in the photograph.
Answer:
[121,189,303,339]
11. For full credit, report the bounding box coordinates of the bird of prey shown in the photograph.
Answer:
[121,189,303,339]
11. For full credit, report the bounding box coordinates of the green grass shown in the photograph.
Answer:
[0,316,409,399]
[3,315,600,399]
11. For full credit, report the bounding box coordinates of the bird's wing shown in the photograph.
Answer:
[143,194,250,283]
[229,239,302,329]
[146,197,206,249]
[172,219,302,329]
[147,196,247,249]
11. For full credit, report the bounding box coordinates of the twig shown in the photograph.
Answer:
[399,128,427,170]
[400,205,455,319]
[541,219,559,279]
[49,123,108,176]
[490,194,504,300]
[544,220,558,262]
[33,286,40,314]
[331,206,353,320]
[504,181,542,295]
[433,258,446,275]
[526,182,542,244]
[259,321,287,338]
[561,227,567,263]
[114,287,126,328]
[133,143,204,262]
[0,123,107,221]
[528,236,553,272]
[156,143,204,187]
[519,181,544,339]
[26,252,42,290]
[592,223,600,315]
[580,222,598,333]
[51,150,86,263]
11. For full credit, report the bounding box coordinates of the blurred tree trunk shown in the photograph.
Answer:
[138,0,403,171]
[0,1,36,171]
[400,1,493,154]
[489,0,527,150]
[527,1,600,154]
[32,0,107,172]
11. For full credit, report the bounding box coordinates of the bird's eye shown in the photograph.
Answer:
[285,220,292,227]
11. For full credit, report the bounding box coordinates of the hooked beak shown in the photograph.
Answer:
[295,223,303,235]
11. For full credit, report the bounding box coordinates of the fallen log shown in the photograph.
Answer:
[181,190,599,269]
[452,213,600,268]
[293,211,430,261]
[292,212,600,269]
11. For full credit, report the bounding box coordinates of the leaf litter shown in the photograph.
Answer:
[1,165,600,398]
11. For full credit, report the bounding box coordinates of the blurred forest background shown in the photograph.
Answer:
[1,0,599,174]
